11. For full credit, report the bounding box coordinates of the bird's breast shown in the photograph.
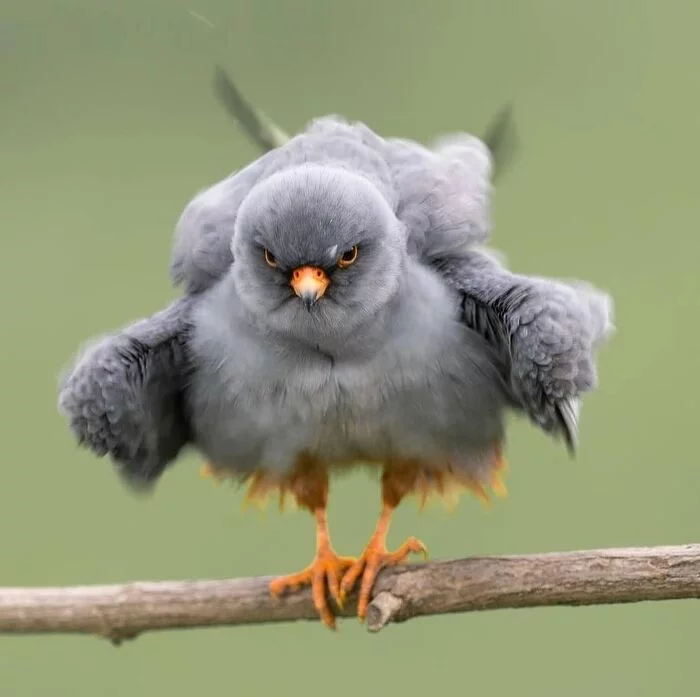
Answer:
[187,271,507,476]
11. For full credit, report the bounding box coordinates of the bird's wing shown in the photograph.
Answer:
[436,248,614,451]
[170,154,271,294]
[58,296,195,490]
[383,133,494,258]
[385,103,518,261]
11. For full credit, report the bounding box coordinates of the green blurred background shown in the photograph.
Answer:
[1,0,698,695]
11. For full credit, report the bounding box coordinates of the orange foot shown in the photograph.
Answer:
[270,546,356,629]
[339,534,428,621]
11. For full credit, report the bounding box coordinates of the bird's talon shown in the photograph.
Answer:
[341,534,428,621]
[269,549,355,629]
[405,536,430,560]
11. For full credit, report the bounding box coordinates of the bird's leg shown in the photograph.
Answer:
[339,465,428,620]
[268,462,355,630]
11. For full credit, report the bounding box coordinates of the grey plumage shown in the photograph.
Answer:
[187,164,508,478]
[58,297,195,489]
[170,115,495,293]
[59,110,613,491]
[434,248,612,452]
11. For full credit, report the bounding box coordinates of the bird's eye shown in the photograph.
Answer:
[264,249,278,268]
[338,246,358,268]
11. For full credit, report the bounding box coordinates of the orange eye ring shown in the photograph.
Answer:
[264,249,278,268]
[338,245,358,268]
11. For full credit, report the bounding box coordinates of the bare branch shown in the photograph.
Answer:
[1,544,698,642]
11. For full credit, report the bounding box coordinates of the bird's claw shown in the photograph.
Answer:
[339,536,428,620]
[270,549,356,630]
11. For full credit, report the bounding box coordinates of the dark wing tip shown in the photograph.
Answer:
[482,103,519,183]
[555,397,580,458]
[212,65,288,153]
[212,66,259,136]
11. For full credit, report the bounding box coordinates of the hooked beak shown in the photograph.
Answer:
[290,266,330,309]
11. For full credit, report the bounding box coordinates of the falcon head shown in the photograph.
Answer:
[231,164,405,350]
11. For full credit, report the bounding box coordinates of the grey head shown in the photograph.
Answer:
[231,163,407,354]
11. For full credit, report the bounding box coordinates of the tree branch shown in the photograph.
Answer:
[1,544,698,642]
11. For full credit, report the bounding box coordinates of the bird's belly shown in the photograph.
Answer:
[189,338,506,477]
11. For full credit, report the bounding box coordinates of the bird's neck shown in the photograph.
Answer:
[292,295,403,363]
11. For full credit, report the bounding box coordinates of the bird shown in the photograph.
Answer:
[58,75,614,629]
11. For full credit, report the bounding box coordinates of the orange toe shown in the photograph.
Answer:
[339,536,428,620]
[270,549,356,629]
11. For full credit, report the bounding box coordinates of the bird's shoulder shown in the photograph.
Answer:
[304,116,495,261]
